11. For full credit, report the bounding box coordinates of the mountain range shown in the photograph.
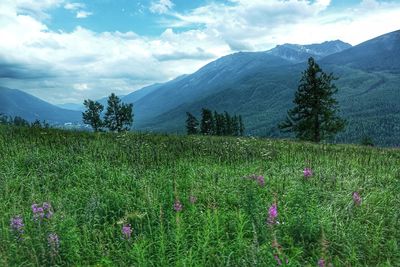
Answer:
[0,87,81,124]
[1,30,399,146]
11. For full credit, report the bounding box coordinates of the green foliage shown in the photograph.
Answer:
[198,109,244,136]
[12,116,30,127]
[0,114,48,129]
[0,125,399,266]
[200,108,214,135]
[185,112,199,135]
[104,93,134,132]
[82,99,104,132]
[280,58,346,142]
[360,135,374,147]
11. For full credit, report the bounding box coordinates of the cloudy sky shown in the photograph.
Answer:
[0,0,399,104]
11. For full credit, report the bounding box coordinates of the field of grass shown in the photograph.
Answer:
[0,125,399,266]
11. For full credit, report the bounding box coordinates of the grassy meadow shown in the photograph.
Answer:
[0,125,399,266]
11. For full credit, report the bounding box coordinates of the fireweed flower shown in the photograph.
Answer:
[318,258,325,267]
[303,168,313,178]
[189,195,197,204]
[32,202,53,221]
[174,200,183,212]
[48,233,60,254]
[10,216,24,237]
[43,202,54,219]
[257,175,265,187]
[267,204,278,225]
[122,224,132,239]
[274,254,282,266]
[352,192,362,206]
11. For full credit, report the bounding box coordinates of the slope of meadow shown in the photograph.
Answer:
[0,126,399,266]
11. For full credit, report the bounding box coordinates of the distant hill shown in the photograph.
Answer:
[0,87,81,124]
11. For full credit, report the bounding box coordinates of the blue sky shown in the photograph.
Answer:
[0,0,399,104]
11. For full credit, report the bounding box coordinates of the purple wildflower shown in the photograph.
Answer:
[32,202,53,221]
[189,195,197,204]
[174,200,183,212]
[303,168,313,178]
[31,204,39,213]
[318,258,325,267]
[267,204,278,225]
[352,192,362,206]
[274,254,282,266]
[43,202,51,210]
[257,175,265,187]
[10,216,24,235]
[48,233,60,254]
[122,224,132,239]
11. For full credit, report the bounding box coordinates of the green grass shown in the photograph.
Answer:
[1,125,399,266]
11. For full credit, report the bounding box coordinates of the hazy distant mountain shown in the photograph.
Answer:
[122,83,164,104]
[57,103,84,111]
[322,30,400,72]
[127,31,400,146]
[267,40,352,63]
[0,87,81,123]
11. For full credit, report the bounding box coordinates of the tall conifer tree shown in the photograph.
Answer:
[279,57,346,142]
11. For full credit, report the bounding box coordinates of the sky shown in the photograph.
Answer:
[0,0,399,104]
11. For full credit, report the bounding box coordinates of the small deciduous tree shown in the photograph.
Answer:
[104,93,133,132]
[82,99,104,132]
[279,57,346,142]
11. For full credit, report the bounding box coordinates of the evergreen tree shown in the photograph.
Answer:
[239,115,245,136]
[82,99,104,132]
[186,112,199,135]
[104,93,134,132]
[200,108,214,135]
[13,116,29,127]
[214,111,224,136]
[0,114,9,125]
[224,112,232,135]
[31,119,42,128]
[232,115,239,136]
[279,57,346,142]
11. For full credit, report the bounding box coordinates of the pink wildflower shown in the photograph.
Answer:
[352,192,362,206]
[174,200,183,212]
[303,168,313,178]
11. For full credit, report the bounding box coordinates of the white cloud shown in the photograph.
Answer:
[63,2,92,19]
[76,10,92,18]
[150,0,174,14]
[64,2,85,10]
[73,83,90,91]
[0,0,400,104]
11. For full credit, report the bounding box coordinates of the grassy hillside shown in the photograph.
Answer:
[0,126,399,266]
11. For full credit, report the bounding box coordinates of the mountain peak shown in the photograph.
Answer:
[267,40,352,63]
[322,29,400,71]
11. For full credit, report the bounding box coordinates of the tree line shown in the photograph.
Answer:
[82,93,133,132]
[0,114,50,129]
[186,108,245,136]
